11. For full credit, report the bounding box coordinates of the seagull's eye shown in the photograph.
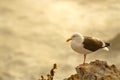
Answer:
[72,35,76,38]
[73,35,75,37]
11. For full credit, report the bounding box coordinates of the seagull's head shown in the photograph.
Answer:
[66,33,84,42]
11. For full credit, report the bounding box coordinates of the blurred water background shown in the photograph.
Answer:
[0,0,120,80]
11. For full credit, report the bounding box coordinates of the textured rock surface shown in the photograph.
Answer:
[65,60,120,80]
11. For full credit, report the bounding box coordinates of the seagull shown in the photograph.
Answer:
[66,33,110,65]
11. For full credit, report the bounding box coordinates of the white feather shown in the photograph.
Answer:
[103,47,109,51]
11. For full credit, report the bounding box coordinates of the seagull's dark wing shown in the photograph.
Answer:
[83,36,103,52]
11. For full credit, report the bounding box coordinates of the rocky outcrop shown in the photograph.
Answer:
[65,60,120,80]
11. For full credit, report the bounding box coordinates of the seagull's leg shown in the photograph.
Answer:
[79,54,87,66]
[83,54,87,65]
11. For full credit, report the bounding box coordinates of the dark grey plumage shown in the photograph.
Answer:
[83,36,110,52]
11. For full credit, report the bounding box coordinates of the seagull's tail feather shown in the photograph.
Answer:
[103,47,109,51]
[103,42,110,51]
[105,42,110,47]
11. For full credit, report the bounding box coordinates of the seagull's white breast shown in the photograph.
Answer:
[71,41,92,54]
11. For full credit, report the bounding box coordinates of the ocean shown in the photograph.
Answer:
[0,0,120,80]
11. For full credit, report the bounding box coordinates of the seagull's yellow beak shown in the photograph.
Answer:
[66,38,72,42]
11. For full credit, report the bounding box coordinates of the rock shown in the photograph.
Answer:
[65,60,120,80]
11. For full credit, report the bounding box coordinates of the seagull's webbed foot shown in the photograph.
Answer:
[79,63,86,66]
[79,64,85,66]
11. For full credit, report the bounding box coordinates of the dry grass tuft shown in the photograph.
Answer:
[39,63,57,80]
